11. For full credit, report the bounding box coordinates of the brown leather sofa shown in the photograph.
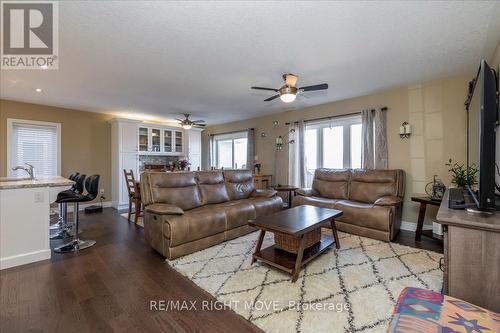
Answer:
[140,170,283,259]
[293,169,405,241]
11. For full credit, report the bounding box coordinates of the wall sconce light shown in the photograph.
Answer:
[275,136,283,150]
[399,122,412,139]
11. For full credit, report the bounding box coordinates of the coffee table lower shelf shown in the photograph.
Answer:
[252,234,335,280]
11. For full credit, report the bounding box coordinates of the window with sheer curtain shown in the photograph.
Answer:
[212,131,248,169]
[8,119,61,177]
[305,115,362,174]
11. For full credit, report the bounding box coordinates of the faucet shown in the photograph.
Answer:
[12,163,35,180]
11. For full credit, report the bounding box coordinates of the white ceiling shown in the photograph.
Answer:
[1,1,500,125]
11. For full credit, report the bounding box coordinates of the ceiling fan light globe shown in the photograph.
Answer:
[182,124,192,130]
[280,93,296,103]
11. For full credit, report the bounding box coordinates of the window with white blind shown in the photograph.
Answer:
[8,119,61,177]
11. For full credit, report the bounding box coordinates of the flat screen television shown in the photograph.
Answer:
[466,59,499,211]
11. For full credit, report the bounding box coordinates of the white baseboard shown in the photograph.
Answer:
[0,249,51,270]
[116,203,129,211]
[400,221,432,232]
[109,201,129,210]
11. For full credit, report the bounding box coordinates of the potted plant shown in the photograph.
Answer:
[445,158,478,188]
[178,159,190,171]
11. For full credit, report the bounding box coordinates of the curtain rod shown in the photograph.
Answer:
[285,107,387,125]
[208,128,254,137]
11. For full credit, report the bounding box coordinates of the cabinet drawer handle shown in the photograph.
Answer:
[153,215,158,221]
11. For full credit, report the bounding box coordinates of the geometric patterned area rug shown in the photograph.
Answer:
[168,230,443,333]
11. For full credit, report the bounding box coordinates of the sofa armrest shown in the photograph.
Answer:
[295,188,314,197]
[251,189,277,198]
[374,196,402,206]
[145,203,184,215]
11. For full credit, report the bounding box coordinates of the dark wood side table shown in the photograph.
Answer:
[272,185,298,208]
[249,205,342,282]
[411,196,442,241]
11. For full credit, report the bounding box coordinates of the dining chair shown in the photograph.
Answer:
[123,169,142,224]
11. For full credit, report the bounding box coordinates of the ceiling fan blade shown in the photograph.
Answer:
[264,94,280,102]
[299,83,328,92]
[175,118,184,122]
[194,123,206,127]
[251,86,278,92]
[192,120,206,123]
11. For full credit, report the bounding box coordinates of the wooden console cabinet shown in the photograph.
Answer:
[436,190,500,313]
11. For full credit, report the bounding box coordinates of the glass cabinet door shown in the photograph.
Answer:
[151,128,161,152]
[138,127,149,152]
[164,129,173,153]
[175,131,183,153]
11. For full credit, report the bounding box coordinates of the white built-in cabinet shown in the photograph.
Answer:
[185,128,203,171]
[109,118,202,209]
[110,118,140,209]
[138,126,184,155]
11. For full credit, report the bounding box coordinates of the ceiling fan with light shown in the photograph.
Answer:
[251,74,328,103]
[176,114,206,130]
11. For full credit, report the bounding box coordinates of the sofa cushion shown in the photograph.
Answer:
[312,169,350,199]
[292,195,338,209]
[218,200,255,229]
[334,200,391,232]
[349,169,402,203]
[163,205,226,246]
[148,172,202,210]
[196,171,230,205]
[223,170,255,200]
[295,188,317,196]
[248,196,283,218]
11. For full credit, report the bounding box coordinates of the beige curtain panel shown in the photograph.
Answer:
[362,108,388,169]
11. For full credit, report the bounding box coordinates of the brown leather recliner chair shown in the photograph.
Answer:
[293,169,405,241]
[141,170,283,259]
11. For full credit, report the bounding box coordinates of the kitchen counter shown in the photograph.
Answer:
[0,176,73,269]
[0,176,74,190]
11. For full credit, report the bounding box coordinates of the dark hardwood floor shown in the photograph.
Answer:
[0,208,442,333]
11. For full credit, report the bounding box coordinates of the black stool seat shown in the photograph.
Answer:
[54,175,100,253]
[51,172,84,238]
[57,193,93,203]
[56,174,86,202]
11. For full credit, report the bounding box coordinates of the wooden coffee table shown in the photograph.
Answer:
[248,205,342,282]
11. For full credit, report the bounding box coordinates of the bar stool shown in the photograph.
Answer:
[54,175,99,253]
[50,174,86,239]
[50,172,80,231]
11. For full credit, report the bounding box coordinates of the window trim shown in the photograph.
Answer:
[305,115,362,170]
[7,118,62,177]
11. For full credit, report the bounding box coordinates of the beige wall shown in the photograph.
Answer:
[492,38,500,68]
[0,99,113,203]
[203,75,471,224]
